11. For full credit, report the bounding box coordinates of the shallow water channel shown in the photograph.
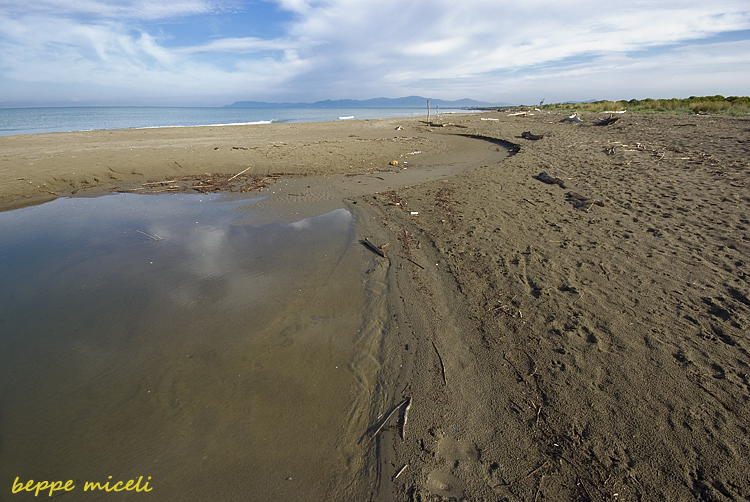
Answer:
[0,193,369,500]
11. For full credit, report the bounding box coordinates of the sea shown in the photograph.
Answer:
[0,106,443,136]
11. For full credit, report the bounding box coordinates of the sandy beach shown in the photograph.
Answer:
[2,111,749,501]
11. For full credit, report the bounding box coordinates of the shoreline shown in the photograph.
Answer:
[2,111,749,500]
[0,116,447,210]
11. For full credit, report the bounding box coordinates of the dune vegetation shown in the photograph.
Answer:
[540,95,750,115]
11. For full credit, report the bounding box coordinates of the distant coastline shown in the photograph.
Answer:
[225,95,511,109]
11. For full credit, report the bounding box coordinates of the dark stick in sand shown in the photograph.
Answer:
[405,257,424,269]
[432,341,447,385]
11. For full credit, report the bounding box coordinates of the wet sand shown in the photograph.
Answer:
[2,111,749,500]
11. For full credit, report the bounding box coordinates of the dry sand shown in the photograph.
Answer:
[2,111,749,501]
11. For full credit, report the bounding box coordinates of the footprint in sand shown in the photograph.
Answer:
[426,437,480,498]
[436,436,480,463]
[426,471,465,499]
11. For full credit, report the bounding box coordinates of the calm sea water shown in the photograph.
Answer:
[0,106,433,136]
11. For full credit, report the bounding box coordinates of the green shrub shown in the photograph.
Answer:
[540,95,749,115]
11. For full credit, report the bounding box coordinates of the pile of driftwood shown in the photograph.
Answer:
[122,168,278,194]
[521,131,544,140]
[594,115,620,126]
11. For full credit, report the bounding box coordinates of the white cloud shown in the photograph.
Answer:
[174,37,298,54]
[284,1,750,75]
[473,39,750,103]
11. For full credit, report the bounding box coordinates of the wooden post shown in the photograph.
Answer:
[427,99,430,124]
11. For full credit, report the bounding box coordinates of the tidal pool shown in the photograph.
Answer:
[0,193,369,500]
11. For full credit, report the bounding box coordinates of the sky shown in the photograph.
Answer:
[1,0,749,107]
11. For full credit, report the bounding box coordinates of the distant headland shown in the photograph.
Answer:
[225,96,510,109]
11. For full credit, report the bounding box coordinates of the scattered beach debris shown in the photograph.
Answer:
[561,113,583,123]
[410,211,419,215]
[361,238,387,257]
[395,126,403,130]
[594,115,620,126]
[508,111,530,116]
[566,192,604,211]
[389,160,399,165]
[122,173,276,194]
[521,131,544,140]
[534,172,566,188]
[481,117,500,121]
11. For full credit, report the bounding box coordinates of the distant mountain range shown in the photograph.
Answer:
[225,95,511,109]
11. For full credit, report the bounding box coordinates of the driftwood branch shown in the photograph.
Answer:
[594,115,619,126]
[227,166,252,181]
[369,399,408,442]
[362,238,387,257]
[401,397,412,441]
[393,464,409,481]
